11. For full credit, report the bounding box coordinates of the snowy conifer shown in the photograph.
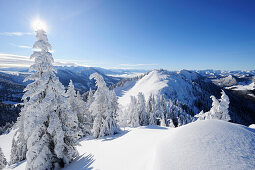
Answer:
[219,90,230,121]
[10,111,27,164]
[89,72,119,138]
[147,95,156,125]
[159,95,167,126]
[137,92,148,126]
[86,88,94,107]
[21,29,79,170]
[168,119,175,128]
[127,96,140,127]
[67,80,91,136]
[0,147,7,170]
[195,110,206,120]
[197,90,230,121]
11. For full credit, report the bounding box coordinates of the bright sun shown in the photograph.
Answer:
[31,18,47,31]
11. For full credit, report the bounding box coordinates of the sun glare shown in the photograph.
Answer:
[31,18,47,31]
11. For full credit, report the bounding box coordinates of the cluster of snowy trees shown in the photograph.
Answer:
[121,93,195,128]
[195,90,230,121]
[9,29,119,169]
[0,147,7,170]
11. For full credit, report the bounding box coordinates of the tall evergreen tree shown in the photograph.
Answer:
[147,94,156,125]
[137,92,148,126]
[127,96,140,127]
[67,80,91,137]
[17,29,79,170]
[159,95,167,127]
[89,72,119,138]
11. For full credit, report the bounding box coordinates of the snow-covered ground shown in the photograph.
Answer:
[1,120,255,170]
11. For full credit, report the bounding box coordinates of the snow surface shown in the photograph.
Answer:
[0,130,16,162]
[116,70,168,107]
[1,120,255,170]
[154,120,255,170]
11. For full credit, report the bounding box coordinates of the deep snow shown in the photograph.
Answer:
[1,120,255,170]
[154,120,255,170]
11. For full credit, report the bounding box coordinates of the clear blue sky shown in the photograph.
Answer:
[0,0,254,70]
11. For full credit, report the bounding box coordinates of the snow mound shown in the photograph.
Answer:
[249,124,255,129]
[154,120,255,170]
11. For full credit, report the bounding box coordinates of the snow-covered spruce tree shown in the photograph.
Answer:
[196,90,230,121]
[0,147,7,170]
[147,94,156,125]
[159,95,167,127]
[89,72,119,138]
[10,111,27,164]
[195,110,206,120]
[168,119,175,128]
[219,90,230,121]
[137,92,148,126]
[21,29,79,170]
[67,80,91,136]
[127,96,140,127]
[85,88,94,128]
[86,88,94,107]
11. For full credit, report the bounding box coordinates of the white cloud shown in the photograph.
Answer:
[119,63,158,67]
[0,32,33,36]
[18,45,31,49]
[0,53,90,68]
[10,43,31,49]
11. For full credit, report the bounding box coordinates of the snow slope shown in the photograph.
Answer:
[154,120,255,170]
[1,120,254,170]
[116,70,200,111]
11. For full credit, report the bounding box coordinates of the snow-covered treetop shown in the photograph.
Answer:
[89,72,106,89]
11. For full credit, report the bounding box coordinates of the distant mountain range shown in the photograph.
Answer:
[0,66,254,126]
[115,69,255,125]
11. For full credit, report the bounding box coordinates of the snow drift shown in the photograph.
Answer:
[154,120,255,170]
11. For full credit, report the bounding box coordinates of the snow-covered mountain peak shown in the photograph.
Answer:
[116,69,202,113]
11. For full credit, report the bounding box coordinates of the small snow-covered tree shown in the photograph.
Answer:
[127,96,140,127]
[168,119,175,128]
[0,147,7,170]
[137,93,148,126]
[219,90,230,121]
[10,112,27,164]
[195,110,206,120]
[67,80,91,136]
[159,95,167,127]
[147,95,156,125]
[21,29,79,170]
[196,90,230,121]
[89,72,119,138]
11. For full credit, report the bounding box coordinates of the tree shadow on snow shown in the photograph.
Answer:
[64,153,95,170]
[78,129,130,142]
[142,125,168,130]
[102,129,129,141]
